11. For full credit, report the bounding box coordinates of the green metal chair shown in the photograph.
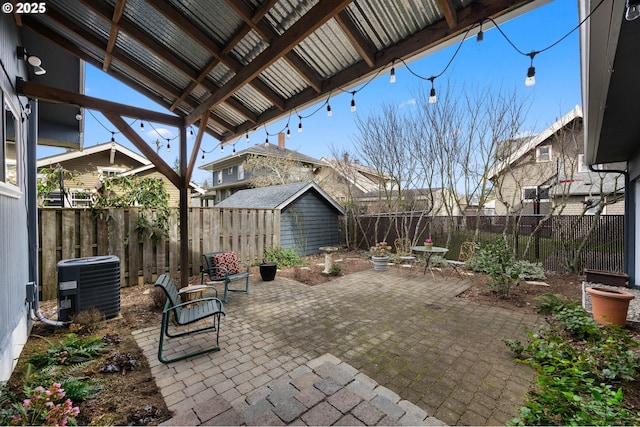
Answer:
[201,251,250,302]
[154,274,225,363]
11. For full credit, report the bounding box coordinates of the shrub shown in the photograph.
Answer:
[505,297,640,426]
[472,240,522,297]
[328,264,343,276]
[263,247,306,268]
[515,260,546,281]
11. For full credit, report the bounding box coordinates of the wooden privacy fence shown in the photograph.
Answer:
[356,214,625,274]
[38,207,280,300]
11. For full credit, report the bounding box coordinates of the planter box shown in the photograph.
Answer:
[584,269,629,287]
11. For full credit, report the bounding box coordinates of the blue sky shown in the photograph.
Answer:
[38,0,581,185]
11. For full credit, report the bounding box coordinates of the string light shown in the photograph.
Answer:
[201,150,205,163]
[110,132,115,142]
[139,121,144,131]
[166,140,170,152]
[286,127,291,138]
[232,144,236,154]
[525,52,537,87]
[264,135,269,146]
[428,78,437,104]
[220,145,224,153]
[189,127,194,136]
[229,5,606,143]
[245,132,250,143]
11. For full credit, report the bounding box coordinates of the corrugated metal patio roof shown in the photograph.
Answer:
[18,0,542,144]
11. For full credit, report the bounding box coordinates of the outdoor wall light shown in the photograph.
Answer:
[626,0,640,20]
[17,46,47,76]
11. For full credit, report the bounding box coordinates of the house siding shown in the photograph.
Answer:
[0,14,31,383]
[280,192,340,256]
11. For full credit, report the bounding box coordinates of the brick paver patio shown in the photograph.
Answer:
[133,268,542,425]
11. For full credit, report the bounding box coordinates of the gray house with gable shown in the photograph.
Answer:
[216,181,344,256]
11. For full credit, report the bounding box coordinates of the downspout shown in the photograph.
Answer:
[26,99,66,326]
[588,164,634,286]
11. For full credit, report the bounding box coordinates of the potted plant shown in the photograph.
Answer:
[586,286,635,326]
[259,251,278,281]
[370,242,391,271]
[424,238,433,250]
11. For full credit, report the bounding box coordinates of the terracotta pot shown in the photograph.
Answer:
[586,286,635,327]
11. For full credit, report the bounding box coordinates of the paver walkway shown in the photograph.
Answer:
[133,269,542,425]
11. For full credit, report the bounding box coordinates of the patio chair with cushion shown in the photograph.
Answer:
[394,237,418,275]
[447,242,477,277]
[201,251,250,303]
[154,274,225,363]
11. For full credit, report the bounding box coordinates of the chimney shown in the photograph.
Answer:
[278,132,285,150]
[343,152,349,162]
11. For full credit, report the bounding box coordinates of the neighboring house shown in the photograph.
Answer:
[216,181,344,255]
[37,142,203,207]
[315,155,394,205]
[354,187,462,216]
[488,105,625,216]
[199,133,323,204]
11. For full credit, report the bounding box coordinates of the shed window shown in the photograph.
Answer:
[2,93,19,187]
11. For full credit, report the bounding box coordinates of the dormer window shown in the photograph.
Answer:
[536,145,552,162]
[227,167,233,175]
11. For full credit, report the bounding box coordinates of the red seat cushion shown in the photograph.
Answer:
[210,252,240,279]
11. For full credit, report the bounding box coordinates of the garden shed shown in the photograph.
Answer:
[216,181,344,256]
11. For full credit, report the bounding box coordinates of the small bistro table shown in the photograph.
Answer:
[411,246,449,277]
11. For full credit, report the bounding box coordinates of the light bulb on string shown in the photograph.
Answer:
[525,52,537,87]
[245,132,250,143]
[389,64,396,83]
[232,145,236,154]
[476,21,484,42]
[286,127,291,139]
[166,140,171,152]
[201,151,205,163]
[350,92,356,113]
[189,127,194,136]
[428,78,437,104]
[221,145,224,153]
[298,117,303,133]
[264,136,269,147]
[326,103,332,117]
[139,121,144,131]
[110,132,115,143]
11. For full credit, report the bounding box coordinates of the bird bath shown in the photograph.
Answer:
[319,246,339,274]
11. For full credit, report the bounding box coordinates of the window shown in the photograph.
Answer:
[227,166,233,175]
[238,164,244,180]
[578,154,588,173]
[217,170,222,184]
[536,145,552,162]
[98,168,124,181]
[2,93,19,187]
[523,186,550,201]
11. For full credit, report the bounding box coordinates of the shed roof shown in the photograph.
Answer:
[216,181,344,214]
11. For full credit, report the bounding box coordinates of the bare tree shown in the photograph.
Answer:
[244,153,314,188]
